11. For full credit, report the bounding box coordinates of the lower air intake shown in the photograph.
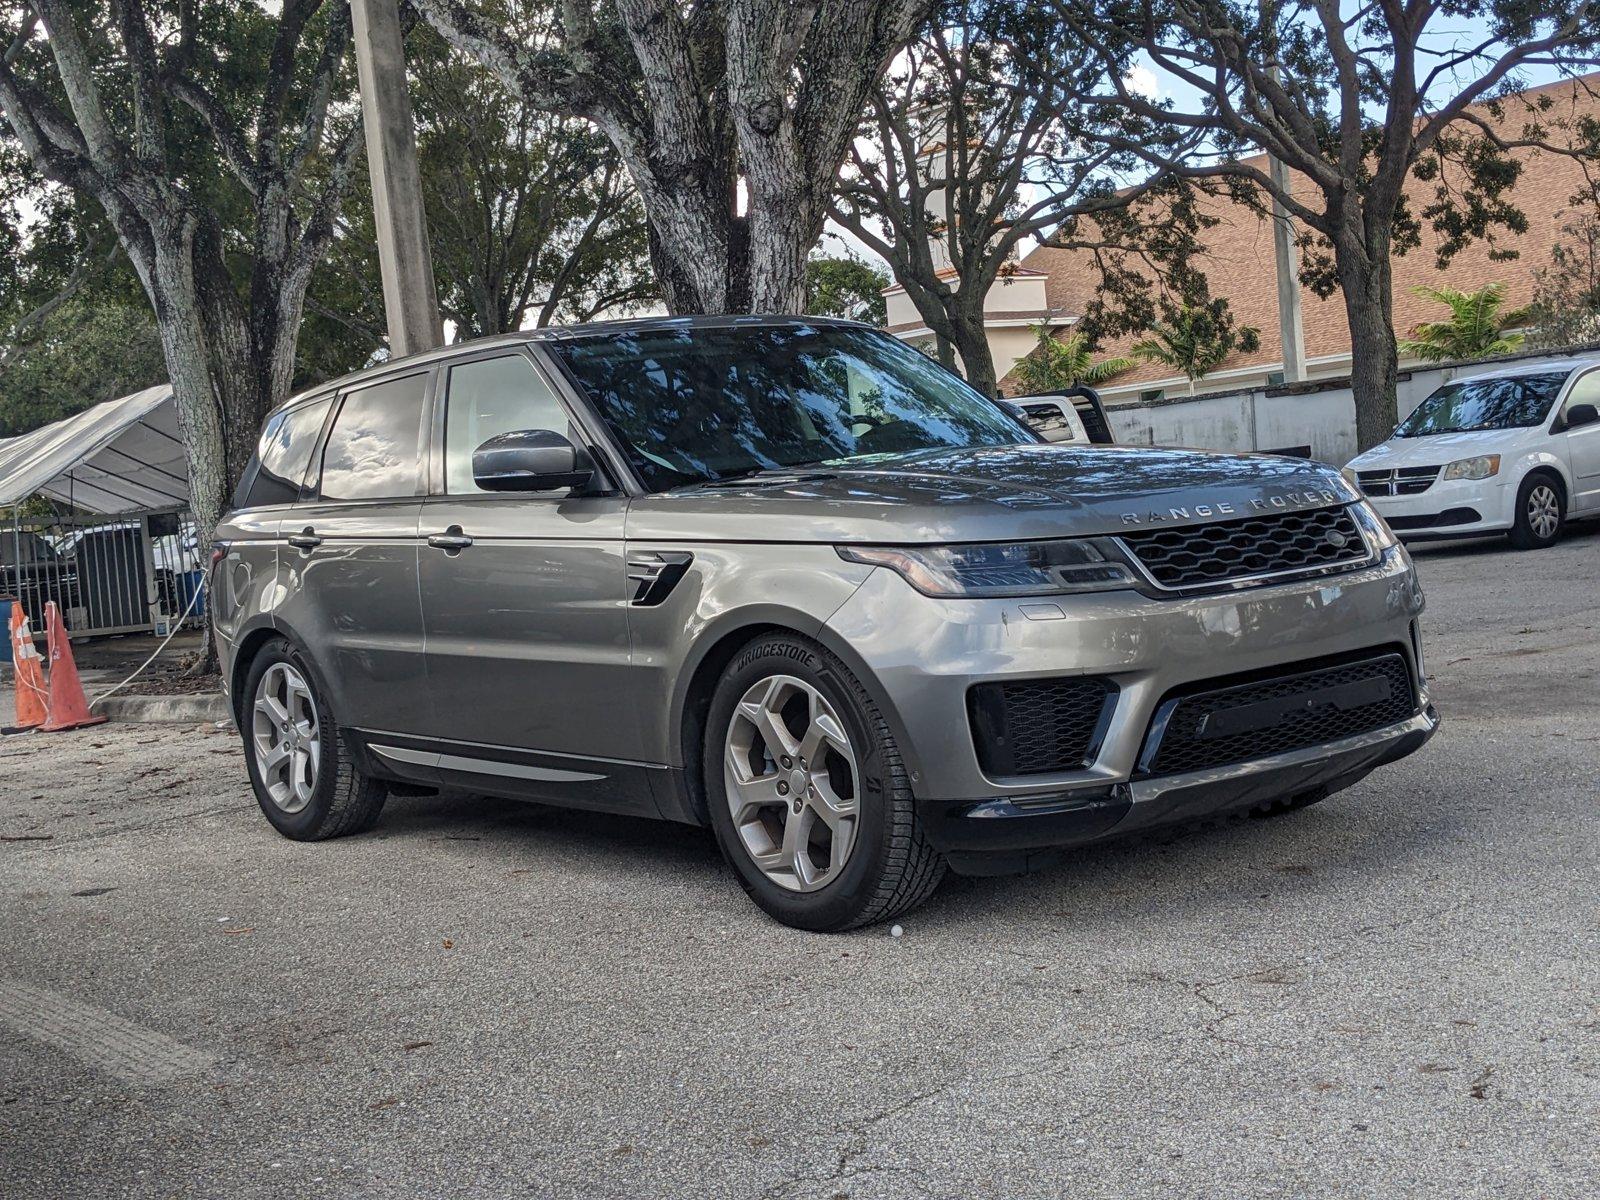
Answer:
[968,677,1116,777]
[1139,652,1417,777]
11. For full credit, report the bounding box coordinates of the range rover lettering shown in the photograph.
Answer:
[213,317,1437,931]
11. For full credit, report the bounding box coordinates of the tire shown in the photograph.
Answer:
[1508,473,1565,550]
[240,637,387,840]
[703,633,946,931]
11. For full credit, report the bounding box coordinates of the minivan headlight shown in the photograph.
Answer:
[1441,454,1500,481]
[837,539,1137,597]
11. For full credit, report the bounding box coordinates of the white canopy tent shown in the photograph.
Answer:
[1,384,206,641]
[0,384,186,513]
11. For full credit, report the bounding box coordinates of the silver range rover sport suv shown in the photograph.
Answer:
[213,317,1438,931]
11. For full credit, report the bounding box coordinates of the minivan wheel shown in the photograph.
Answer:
[703,634,946,931]
[1508,474,1564,550]
[241,638,387,840]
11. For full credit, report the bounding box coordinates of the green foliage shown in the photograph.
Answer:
[1008,327,1131,393]
[1130,300,1261,391]
[1525,211,1600,351]
[1399,283,1527,363]
[803,257,888,325]
[0,298,165,437]
[305,14,654,355]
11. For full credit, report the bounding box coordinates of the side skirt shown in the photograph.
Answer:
[346,728,667,819]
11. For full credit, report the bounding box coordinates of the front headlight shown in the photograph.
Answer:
[1349,500,1399,551]
[1441,454,1500,481]
[837,539,1138,597]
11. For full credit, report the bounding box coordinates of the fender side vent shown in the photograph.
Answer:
[627,551,694,606]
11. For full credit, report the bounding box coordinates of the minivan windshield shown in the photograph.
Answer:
[548,323,1034,490]
[1395,372,1568,437]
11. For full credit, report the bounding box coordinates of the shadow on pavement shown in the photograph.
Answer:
[356,768,1458,935]
[1405,516,1600,560]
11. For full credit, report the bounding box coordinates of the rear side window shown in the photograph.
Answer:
[236,397,332,509]
[317,372,429,502]
[443,354,571,494]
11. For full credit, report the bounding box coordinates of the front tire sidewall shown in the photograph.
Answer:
[240,638,357,840]
[704,638,896,932]
[1509,474,1564,550]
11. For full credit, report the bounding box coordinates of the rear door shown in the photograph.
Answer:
[1557,369,1600,511]
[415,346,643,808]
[281,369,432,735]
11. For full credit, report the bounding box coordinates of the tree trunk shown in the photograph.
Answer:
[1336,232,1401,451]
[950,312,998,397]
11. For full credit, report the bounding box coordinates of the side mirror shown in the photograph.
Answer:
[472,429,594,492]
[1564,402,1599,430]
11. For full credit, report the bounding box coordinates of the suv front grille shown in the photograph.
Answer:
[1357,466,1440,496]
[968,677,1116,777]
[1116,505,1371,591]
[1138,652,1417,777]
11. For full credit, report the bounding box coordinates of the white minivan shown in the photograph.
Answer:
[1343,356,1600,549]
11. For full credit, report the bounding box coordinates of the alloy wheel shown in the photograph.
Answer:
[1527,484,1560,540]
[724,675,860,893]
[252,662,320,814]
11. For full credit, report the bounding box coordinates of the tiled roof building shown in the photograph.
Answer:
[890,74,1600,404]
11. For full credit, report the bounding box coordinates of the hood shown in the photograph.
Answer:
[625,443,1358,544]
[1348,427,1538,471]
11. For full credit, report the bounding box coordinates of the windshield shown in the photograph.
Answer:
[548,323,1035,490]
[1396,373,1568,437]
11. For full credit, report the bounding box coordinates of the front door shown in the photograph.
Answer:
[415,349,645,810]
[1558,369,1600,511]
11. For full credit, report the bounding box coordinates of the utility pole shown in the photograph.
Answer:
[1266,48,1306,385]
[351,0,443,356]
[1268,152,1306,384]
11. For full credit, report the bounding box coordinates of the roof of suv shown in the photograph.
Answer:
[272,314,872,418]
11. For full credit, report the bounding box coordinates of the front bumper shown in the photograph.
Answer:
[1363,474,1513,538]
[824,547,1434,868]
[922,704,1438,874]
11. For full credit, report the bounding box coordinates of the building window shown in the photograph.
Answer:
[1267,370,1286,387]
[1139,388,1166,403]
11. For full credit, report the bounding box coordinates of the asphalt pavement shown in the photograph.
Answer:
[2,525,1597,1199]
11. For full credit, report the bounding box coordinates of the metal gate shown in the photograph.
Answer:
[3,507,205,638]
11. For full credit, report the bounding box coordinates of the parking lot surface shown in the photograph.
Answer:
[2,527,1597,1199]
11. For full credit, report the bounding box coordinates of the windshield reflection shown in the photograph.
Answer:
[1396,373,1567,437]
[549,323,1036,491]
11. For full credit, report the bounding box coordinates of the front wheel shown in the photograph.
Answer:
[241,638,387,840]
[1508,474,1564,550]
[703,634,946,931]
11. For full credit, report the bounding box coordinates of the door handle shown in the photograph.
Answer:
[428,525,474,552]
[287,527,322,550]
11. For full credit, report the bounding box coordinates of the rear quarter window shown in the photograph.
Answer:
[234,397,333,509]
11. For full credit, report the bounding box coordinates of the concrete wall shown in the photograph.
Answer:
[1104,342,1600,465]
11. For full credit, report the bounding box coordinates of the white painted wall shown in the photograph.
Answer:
[1104,344,1600,465]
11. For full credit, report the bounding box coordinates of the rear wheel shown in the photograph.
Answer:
[1508,474,1564,550]
[241,638,387,840]
[703,633,945,931]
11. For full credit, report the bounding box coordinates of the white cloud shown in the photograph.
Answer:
[1123,64,1161,100]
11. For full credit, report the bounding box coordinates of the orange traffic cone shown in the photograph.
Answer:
[8,603,48,730]
[39,601,106,733]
